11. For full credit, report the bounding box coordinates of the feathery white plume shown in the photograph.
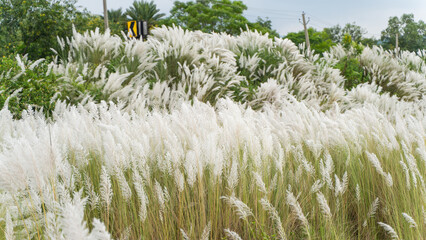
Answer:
[260,198,287,240]
[224,229,242,240]
[221,196,253,221]
[377,222,399,239]
[401,212,417,228]
[316,192,332,219]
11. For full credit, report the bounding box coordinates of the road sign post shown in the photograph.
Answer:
[127,21,149,40]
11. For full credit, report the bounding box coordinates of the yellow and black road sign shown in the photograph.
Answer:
[127,21,138,38]
[127,20,149,39]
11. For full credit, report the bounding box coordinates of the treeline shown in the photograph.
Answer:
[0,0,425,59]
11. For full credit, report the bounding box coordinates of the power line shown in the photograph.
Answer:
[303,12,334,27]
[245,14,297,21]
[246,5,300,14]
[245,10,300,18]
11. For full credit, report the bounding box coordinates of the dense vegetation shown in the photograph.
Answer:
[0,26,425,239]
[1,0,425,60]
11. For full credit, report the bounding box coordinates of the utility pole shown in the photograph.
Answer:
[300,12,310,51]
[103,0,109,29]
[395,33,399,54]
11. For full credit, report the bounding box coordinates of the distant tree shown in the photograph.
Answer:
[342,23,366,42]
[126,0,165,28]
[285,28,334,54]
[325,22,366,43]
[0,0,84,59]
[163,0,278,36]
[107,8,127,34]
[360,37,378,47]
[324,25,342,43]
[75,11,106,32]
[381,13,426,51]
[108,8,127,23]
[254,17,272,29]
[250,17,279,37]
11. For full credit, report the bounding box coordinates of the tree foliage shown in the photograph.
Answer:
[0,0,87,59]
[285,28,334,54]
[163,0,278,36]
[0,55,60,118]
[381,13,426,51]
[324,22,366,43]
[126,0,165,28]
[106,8,128,34]
[108,8,127,23]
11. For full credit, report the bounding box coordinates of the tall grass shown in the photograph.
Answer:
[0,26,425,239]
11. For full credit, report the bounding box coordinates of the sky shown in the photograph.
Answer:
[76,0,426,38]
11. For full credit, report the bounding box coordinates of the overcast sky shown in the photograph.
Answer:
[77,0,426,38]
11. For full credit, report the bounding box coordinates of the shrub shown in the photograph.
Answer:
[0,55,61,117]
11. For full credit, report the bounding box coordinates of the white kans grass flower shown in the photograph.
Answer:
[253,171,268,195]
[155,180,170,220]
[366,152,393,187]
[401,212,417,228]
[363,197,379,227]
[200,221,211,240]
[377,222,400,239]
[227,160,239,192]
[88,218,112,240]
[114,168,132,202]
[180,229,190,240]
[133,171,148,222]
[60,191,90,240]
[400,161,411,190]
[174,168,185,193]
[100,166,113,209]
[269,173,278,192]
[286,189,309,228]
[5,210,15,240]
[316,192,332,219]
[320,153,334,190]
[356,184,361,202]
[260,198,287,240]
[221,196,253,221]
[85,176,100,210]
[224,229,243,240]
[310,180,324,194]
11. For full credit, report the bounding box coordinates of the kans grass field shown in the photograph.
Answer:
[0,26,425,239]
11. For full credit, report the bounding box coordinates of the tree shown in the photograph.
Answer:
[126,0,165,28]
[325,22,366,43]
[164,0,278,36]
[360,37,377,47]
[0,0,87,59]
[108,8,127,23]
[285,28,334,54]
[106,8,128,34]
[381,13,426,51]
[250,17,279,37]
[342,23,366,42]
[324,25,342,43]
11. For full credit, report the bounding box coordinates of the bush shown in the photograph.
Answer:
[0,55,61,117]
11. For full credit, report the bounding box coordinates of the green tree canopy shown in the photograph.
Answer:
[324,22,366,43]
[105,8,128,34]
[126,0,165,28]
[0,0,91,59]
[285,28,334,54]
[108,8,127,23]
[381,13,426,51]
[163,0,278,36]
